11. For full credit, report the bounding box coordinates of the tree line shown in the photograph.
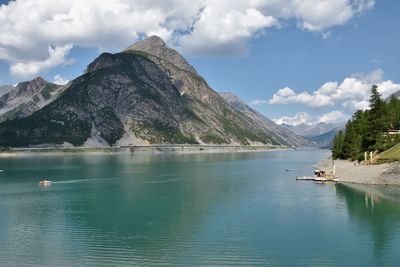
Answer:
[333,85,400,160]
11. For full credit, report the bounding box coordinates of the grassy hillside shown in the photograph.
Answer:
[379,143,400,161]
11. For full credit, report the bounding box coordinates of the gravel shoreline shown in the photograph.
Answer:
[316,159,400,185]
[0,145,289,157]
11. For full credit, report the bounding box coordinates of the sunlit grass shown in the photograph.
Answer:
[379,143,400,161]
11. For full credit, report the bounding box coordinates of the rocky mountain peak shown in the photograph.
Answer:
[124,35,166,53]
[124,35,197,74]
[8,77,49,99]
[16,76,47,90]
[133,35,166,49]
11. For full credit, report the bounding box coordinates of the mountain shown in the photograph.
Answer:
[306,126,343,148]
[0,85,14,97]
[0,36,309,148]
[124,36,197,75]
[281,122,345,148]
[388,90,400,100]
[220,92,311,147]
[281,122,338,137]
[0,77,67,123]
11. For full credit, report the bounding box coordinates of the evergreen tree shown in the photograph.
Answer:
[332,130,344,159]
[332,85,400,160]
[387,96,400,129]
[367,85,389,149]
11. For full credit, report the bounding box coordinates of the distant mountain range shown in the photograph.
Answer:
[281,122,338,137]
[0,36,310,148]
[0,85,14,97]
[281,122,344,148]
[389,90,400,100]
[220,93,312,147]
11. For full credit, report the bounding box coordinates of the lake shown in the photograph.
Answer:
[1,150,400,266]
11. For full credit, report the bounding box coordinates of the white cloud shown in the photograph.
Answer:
[178,6,278,55]
[322,31,332,39]
[268,86,334,108]
[53,75,69,85]
[273,112,313,126]
[265,69,400,111]
[10,44,73,78]
[273,110,346,126]
[317,110,345,124]
[0,0,375,78]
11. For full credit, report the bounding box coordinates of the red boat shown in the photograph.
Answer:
[39,179,52,186]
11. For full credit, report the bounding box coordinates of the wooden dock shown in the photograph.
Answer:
[296,176,339,182]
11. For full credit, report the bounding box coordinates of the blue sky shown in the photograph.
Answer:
[0,0,399,125]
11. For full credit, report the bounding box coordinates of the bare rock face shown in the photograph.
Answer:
[0,77,67,122]
[0,77,47,107]
[0,36,310,148]
[220,92,312,147]
[124,35,197,74]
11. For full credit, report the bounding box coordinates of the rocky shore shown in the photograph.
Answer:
[316,159,400,185]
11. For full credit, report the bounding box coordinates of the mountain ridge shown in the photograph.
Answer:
[281,122,344,148]
[0,77,67,123]
[0,36,309,148]
[220,92,312,147]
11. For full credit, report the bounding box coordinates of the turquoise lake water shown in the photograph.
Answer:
[1,150,400,266]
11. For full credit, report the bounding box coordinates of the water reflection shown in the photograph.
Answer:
[1,152,278,266]
[3,150,400,266]
[336,183,400,262]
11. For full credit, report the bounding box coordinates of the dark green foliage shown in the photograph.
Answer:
[0,102,33,122]
[40,84,59,100]
[332,130,344,158]
[219,116,277,145]
[333,86,400,159]
[200,133,226,144]
[130,120,198,144]
[95,107,124,145]
[0,113,91,147]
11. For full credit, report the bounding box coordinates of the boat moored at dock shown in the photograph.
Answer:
[296,169,339,182]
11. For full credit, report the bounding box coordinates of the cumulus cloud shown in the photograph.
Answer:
[178,5,278,55]
[318,110,346,124]
[53,75,69,85]
[273,110,346,126]
[274,112,313,126]
[265,69,400,111]
[0,0,375,78]
[10,44,73,78]
[269,86,334,108]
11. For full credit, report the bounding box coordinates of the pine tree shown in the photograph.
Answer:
[332,130,344,159]
[367,85,389,149]
[369,85,382,110]
[332,85,399,159]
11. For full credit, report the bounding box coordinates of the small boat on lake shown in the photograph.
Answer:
[285,169,296,171]
[39,179,52,186]
[296,169,339,182]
